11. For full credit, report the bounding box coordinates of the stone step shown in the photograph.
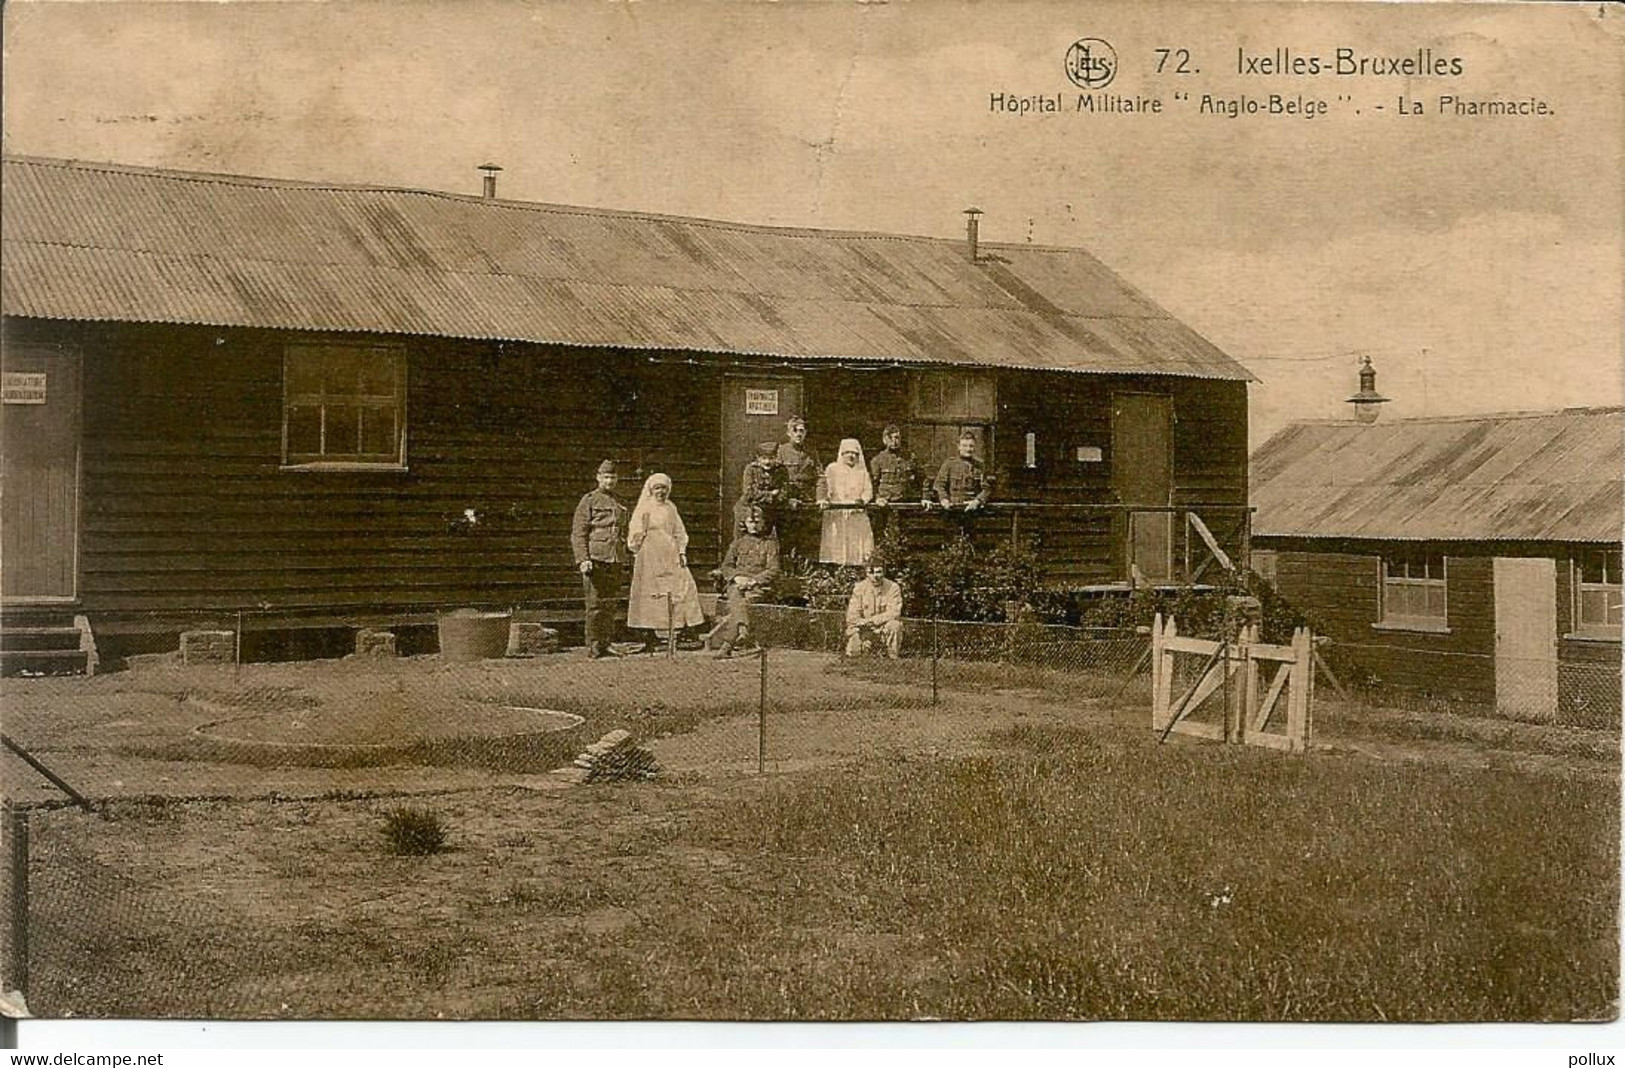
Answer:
[0,627,84,652]
[0,648,89,677]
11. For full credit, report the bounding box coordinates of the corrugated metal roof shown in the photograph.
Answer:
[1250,408,1624,543]
[0,156,1252,380]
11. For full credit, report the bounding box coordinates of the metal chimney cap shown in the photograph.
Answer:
[963,206,984,216]
[478,162,504,173]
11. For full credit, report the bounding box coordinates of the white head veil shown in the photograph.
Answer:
[628,473,676,548]
[823,439,872,504]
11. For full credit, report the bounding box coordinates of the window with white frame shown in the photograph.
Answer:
[1381,549,1447,627]
[283,342,406,467]
[1574,547,1622,636]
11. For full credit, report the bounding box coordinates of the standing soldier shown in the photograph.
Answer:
[734,441,787,535]
[932,429,994,511]
[869,423,923,542]
[775,415,821,560]
[570,459,629,659]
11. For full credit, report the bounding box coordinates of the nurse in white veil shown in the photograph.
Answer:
[817,438,875,566]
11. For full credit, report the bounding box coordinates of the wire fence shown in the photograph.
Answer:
[0,602,1618,1018]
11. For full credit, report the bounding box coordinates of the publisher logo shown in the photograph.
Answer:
[1064,37,1117,89]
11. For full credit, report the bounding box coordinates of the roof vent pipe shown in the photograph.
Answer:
[478,163,503,200]
[963,207,983,263]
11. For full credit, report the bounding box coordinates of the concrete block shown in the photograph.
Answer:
[355,628,398,658]
[180,629,235,665]
[507,622,559,657]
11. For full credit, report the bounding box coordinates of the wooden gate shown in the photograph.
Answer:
[1150,614,1313,752]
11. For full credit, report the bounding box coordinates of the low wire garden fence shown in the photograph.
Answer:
[0,601,1617,1018]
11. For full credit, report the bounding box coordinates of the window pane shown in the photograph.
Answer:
[325,405,361,456]
[1425,585,1445,618]
[286,405,322,456]
[286,351,324,397]
[359,406,397,456]
[1610,592,1623,627]
[911,371,995,421]
[358,351,398,396]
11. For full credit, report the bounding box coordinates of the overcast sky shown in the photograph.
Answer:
[4,0,1620,446]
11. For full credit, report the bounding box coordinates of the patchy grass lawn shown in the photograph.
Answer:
[24,722,1617,1022]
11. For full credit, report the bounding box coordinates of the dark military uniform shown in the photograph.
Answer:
[775,441,821,560]
[869,447,920,503]
[733,458,788,534]
[712,530,781,652]
[775,442,821,504]
[933,455,993,507]
[570,487,629,653]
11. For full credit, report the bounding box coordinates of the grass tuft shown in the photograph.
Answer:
[380,805,449,856]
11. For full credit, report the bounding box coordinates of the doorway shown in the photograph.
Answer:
[1,345,82,602]
[1112,393,1173,583]
[1493,556,1558,721]
[720,376,803,546]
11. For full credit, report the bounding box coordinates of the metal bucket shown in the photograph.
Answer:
[437,609,513,661]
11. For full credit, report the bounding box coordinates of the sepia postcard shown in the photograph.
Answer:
[0,0,1620,1053]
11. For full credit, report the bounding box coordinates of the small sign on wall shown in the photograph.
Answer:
[2,372,47,404]
[744,388,780,416]
[1075,446,1103,463]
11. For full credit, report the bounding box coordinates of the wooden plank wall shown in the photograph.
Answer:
[1263,543,1496,700]
[6,318,1252,620]
[49,322,723,617]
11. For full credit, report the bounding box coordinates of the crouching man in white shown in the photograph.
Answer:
[845,561,903,659]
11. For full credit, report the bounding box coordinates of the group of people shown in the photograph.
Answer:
[736,416,994,566]
[569,416,988,660]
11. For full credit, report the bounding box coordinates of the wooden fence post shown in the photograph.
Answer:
[5,805,28,1000]
[1287,627,1310,752]
[931,617,940,708]
[1150,613,1168,730]
[758,647,767,774]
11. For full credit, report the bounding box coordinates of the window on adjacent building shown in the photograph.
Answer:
[1574,547,1622,636]
[1380,549,1447,628]
[283,342,406,467]
[1023,431,1038,469]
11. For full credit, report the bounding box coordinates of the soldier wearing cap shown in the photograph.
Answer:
[709,505,781,659]
[734,440,788,535]
[570,459,629,658]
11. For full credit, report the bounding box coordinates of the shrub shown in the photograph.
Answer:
[381,806,449,856]
[1074,569,1318,643]
[913,533,1050,622]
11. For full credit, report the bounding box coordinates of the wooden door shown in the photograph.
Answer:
[1493,556,1558,721]
[1,346,82,602]
[1112,393,1173,583]
[720,376,803,546]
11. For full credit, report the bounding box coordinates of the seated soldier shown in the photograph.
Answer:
[710,506,781,659]
[845,560,904,659]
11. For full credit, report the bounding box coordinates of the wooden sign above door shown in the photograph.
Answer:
[1,372,47,404]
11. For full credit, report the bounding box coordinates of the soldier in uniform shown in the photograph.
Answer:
[709,506,781,659]
[774,415,821,561]
[869,424,921,506]
[932,429,993,511]
[570,459,629,659]
[733,441,787,535]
